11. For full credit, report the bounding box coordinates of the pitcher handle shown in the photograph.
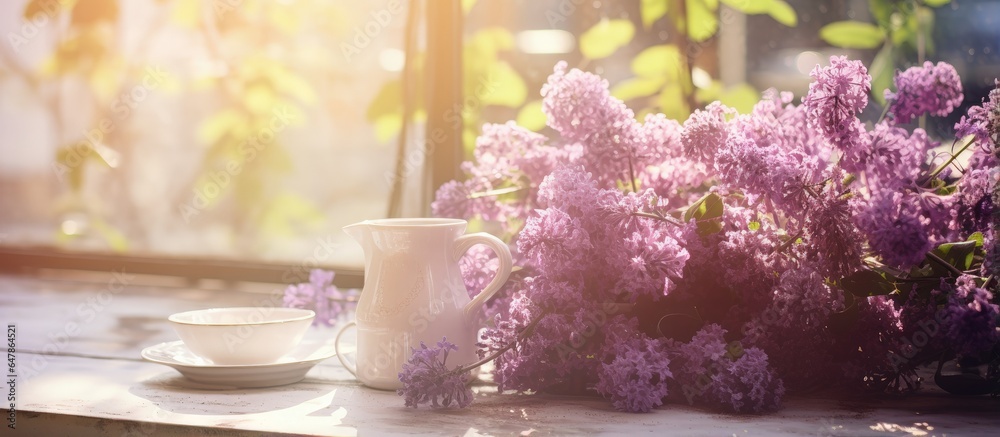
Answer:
[334,321,357,377]
[453,232,513,322]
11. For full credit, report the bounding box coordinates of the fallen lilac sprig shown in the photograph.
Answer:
[398,314,545,409]
[397,338,473,408]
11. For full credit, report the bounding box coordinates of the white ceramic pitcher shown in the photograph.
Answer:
[335,218,512,390]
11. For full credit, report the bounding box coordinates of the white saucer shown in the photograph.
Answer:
[141,339,336,388]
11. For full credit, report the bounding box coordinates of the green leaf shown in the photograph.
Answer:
[479,61,526,108]
[868,43,894,105]
[869,0,894,28]
[717,83,758,114]
[257,193,325,237]
[720,0,796,26]
[819,21,885,49]
[365,79,403,122]
[765,1,797,26]
[463,126,479,157]
[684,192,724,236]
[56,146,90,191]
[719,0,763,13]
[612,77,666,101]
[198,109,246,146]
[686,0,718,42]
[170,0,200,27]
[267,65,317,105]
[579,19,635,60]
[243,84,277,115]
[467,27,515,56]
[968,232,985,248]
[91,218,129,252]
[641,0,669,29]
[462,0,477,14]
[657,84,690,121]
[840,269,897,297]
[372,114,402,143]
[923,0,950,7]
[931,238,979,272]
[515,100,547,132]
[631,44,682,79]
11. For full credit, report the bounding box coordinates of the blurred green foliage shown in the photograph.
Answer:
[819,0,952,104]
[366,0,798,160]
[16,0,339,252]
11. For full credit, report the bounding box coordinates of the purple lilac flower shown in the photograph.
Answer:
[741,267,845,389]
[473,121,549,169]
[714,123,809,213]
[803,192,865,278]
[835,296,905,388]
[953,166,995,234]
[540,61,643,187]
[521,276,585,311]
[459,244,500,300]
[669,324,784,414]
[852,189,933,269]
[941,275,1000,358]
[715,207,784,314]
[595,188,659,235]
[433,120,568,232]
[517,207,593,280]
[770,268,844,329]
[431,180,473,219]
[481,304,600,393]
[956,79,1000,157]
[283,269,351,327]
[715,97,826,217]
[596,317,672,413]
[616,224,689,300]
[856,123,931,189]
[636,112,683,166]
[639,155,710,207]
[885,61,964,124]
[984,227,999,287]
[681,101,735,166]
[471,121,568,192]
[803,56,871,156]
[535,165,600,216]
[397,337,473,408]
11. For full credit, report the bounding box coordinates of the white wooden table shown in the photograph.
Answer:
[1,274,998,436]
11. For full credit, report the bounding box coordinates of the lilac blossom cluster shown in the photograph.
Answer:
[397,338,473,408]
[885,61,964,124]
[411,57,999,412]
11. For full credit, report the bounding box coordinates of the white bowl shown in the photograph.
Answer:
[168,307,315,365]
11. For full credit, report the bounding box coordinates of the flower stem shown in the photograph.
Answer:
[450,312,546,375]
[876,100,891,125]
[632,211,683,227]
[627,151,638,194]
[773,228,804,254]
[925,251,965,277]
[468,185,527,199]
[926,136,975,184]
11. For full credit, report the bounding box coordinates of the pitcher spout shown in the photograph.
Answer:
[342,220,371,245]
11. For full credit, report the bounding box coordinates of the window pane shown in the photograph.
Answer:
[0,0,411,266]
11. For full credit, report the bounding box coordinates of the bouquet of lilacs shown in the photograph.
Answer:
[396,57,1000,413]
